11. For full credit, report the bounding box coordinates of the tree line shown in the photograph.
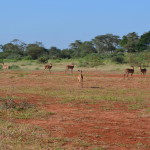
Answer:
[0,31,150,65]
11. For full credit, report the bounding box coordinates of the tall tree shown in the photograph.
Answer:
[120,32,139,52]
[79,41,96,57]
[69,40,82,57]
[137,31,150,51]
[92,34,120,54]
[48,46,62,59]
[26,43,47,59]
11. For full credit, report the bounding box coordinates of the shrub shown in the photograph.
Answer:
[0,65,3,70]
[78,54,104,67]
[112,56,126,64]
[37,57,48,64]
[6,54,22,60]
[22,56,32,60]
[9,65,20,70]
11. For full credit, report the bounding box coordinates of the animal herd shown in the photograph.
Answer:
[0,62,148,88]
[124,66,147,79]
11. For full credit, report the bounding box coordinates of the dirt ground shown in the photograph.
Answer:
[1,70,150,149]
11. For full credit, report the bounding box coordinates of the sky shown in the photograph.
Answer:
[0,0,150,49]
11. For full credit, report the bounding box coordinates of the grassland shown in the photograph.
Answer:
[0,60,150,150]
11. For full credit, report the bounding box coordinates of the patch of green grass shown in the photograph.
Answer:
[128,104,144,110]
[93,147,106,150]
[0,120,53,150]
[10,76,15,79]
[0,108,55,120]
[74,139,92,147]
[17,73,24,77]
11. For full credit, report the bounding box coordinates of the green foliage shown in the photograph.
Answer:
[137,31,150,51]
[126,52,150,67]
[6,54,22,60]
[120,32,139,53]
[37,56,48,64]
[3,59,19,63]
[0,30,150,62]
[0,65,3,70]
[48,47,62,59]
[92,34,120,53]
[112,56,126,64]
[26,44,48,59]
[9,65,20,70]
[22,56,32,60]
[78,54,103,67]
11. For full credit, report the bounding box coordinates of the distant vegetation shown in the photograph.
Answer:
[0,31,150,67]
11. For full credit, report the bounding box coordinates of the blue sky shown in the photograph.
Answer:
[1,0,150,49]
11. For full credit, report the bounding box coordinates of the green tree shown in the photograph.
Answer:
[92,34,120,54]
[79,41,96,57]
[61,49,73,59]
[137,31,150,51]
[48,47,62,59]
[26,43,47,59]
[69,40,82,57]
[120,32,139,52]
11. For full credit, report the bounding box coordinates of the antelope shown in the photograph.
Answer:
[44,63,52,72]
[1,63,9,70]
[77,70,83,88]
[66,64,74,74]
[139,66,147,76]
[124,66,134,79]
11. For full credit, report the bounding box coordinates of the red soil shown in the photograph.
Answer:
[1,70,150,149]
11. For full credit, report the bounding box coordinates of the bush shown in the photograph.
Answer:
[22,56,32,60]
[78,54,104,67]
[9,65,20,70]
[37,57,48,64]
[6,54,22,60]
[112,56,126,64]
[78,60,90,67]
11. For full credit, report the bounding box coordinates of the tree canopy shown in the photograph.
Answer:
[0,30,150,61]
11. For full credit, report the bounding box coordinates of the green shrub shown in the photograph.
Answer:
[9,65,20,70]
[37,57,48,64]
[22,56,32,60]
[112,56,126,64]
[78,54,104,67]
[0,65,3,70]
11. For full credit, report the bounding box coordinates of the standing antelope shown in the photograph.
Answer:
[44,63,52,72]
[65,64,74,74]
[139,66,147,76]
[1,63,9,70]
[124,66,134,79]
[77,70,83,88]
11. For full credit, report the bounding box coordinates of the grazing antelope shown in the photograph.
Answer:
[66,64,74,74]
[124,66,134,79]
[1,63,9,70]
[139,66,147,76]
[77,70,83,88]
[44,63,52,72]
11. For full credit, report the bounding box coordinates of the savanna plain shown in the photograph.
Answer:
[0,60,150,150]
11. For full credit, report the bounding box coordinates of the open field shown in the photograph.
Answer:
[0,62,150,150]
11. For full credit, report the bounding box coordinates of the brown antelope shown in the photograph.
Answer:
[44,63,52,72]
[139,66,147,76]
[77,70,83,88]
[124,66,134,79]
[66,64,74,73]
[1,63,9,70]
